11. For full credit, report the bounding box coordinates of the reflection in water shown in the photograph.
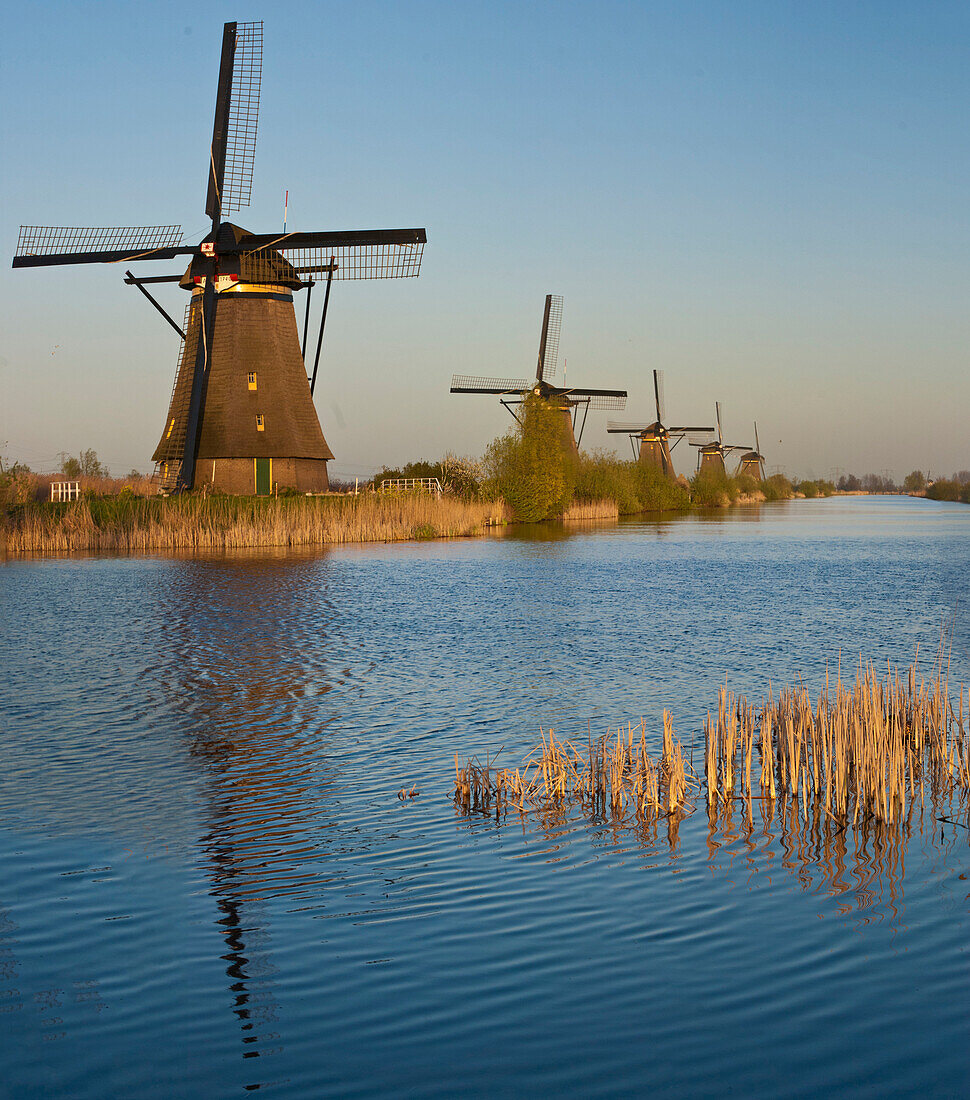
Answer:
[459,780,965,929]
[163,555,343,1086]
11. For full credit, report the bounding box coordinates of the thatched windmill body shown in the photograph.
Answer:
[12,22,426,494]
[735,422,766,480]
[450,295,627,451]
[606,370,713,477]
[691,402,752,475]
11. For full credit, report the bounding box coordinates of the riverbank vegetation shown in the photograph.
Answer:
[0,493,504,554]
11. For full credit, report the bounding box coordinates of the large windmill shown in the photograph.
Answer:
[736,422,766,480]
[691,402,752,475]
[450,295,627,450]
[12,21,426,494]
[606,370,714,477]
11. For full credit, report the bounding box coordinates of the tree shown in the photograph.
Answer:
[484,393,576,521]
[59,449,109,478]
[903,470,926,493]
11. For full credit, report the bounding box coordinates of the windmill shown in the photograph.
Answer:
[450,295,627,450]
[606,370,714,477]
[691,402,752,476]
[12,21,426,495]
[736,422,766,480]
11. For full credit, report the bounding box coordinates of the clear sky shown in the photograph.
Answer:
[2,0,969,480]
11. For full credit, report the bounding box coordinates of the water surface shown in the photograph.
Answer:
[2,496,969,1097]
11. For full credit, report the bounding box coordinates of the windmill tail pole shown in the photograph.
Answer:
[310,261,334,397]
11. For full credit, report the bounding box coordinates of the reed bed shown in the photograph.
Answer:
[704,657,969,825]
[455,657,969,842]
[561,498,620,522]
[1,494,506,554]
[454,714,699,825]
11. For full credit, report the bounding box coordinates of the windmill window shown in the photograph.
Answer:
[248,372,257,390]
[256,413,265,431]
[165,417,175,439]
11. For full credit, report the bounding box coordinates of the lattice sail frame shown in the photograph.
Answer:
[222,21,262,214]
[540,294,563,380]
[243,241,425,282]
[15,225,183,258]
[572,393,626,411]
[451,375,533,393]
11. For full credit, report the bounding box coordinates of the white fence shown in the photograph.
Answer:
[50,481,80,502]
[378,477,443,497]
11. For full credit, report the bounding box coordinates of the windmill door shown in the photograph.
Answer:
[255,458,271,496]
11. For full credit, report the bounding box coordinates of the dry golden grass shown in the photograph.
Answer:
[1,493,507,554]
[455,655,969,835]
[454,714,699,825]
[704,654,969,825]
[561,498,620,522]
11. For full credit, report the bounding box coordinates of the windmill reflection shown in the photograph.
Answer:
[164,552,342,1083]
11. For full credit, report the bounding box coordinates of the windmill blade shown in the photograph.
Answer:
[561,386,628,398]
[206,22,263,219]
[715,401,723,443]
[240,228,426,281]
[222,22,262,214]
[451,375,531,394]
[653,369,665,423]
[723,444,753,454]
[754,421,761,455]
[607,421,653,433]
[13,225,187,267]
[571,393,627,411]
[537,294,563,380]
[686,430,716,446]
[669,425,715,433]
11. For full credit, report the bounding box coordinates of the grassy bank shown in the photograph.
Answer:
[1,493,505,555]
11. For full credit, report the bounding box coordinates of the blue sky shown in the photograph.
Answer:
[2,1,969,479]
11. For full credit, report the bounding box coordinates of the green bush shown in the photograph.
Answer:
[691,469,738,507]
[926,479,962,502]
[797,479,820,498]
[760,474,794,501]
[483,394,576,521]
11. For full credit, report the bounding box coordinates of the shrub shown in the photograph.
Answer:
[927,479,962,502]
[483,394,576,521]
[760,474,793,501]
[691,469,735,507]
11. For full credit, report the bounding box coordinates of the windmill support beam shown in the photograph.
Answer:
[301,279,313,362]
[574,398,591,447]
[178,271,218,492]
[125,270,186,339]
[499,398,524,427]
[309,262,334,398]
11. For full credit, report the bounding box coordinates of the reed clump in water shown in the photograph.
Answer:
[1,493,506,554]
[705,658,970,825]
[454,713,699,825]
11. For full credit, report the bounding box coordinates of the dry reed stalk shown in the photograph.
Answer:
[1,494,507,555]
[561,498,620,522]
[455,716,698,826]
[702,656,969,827]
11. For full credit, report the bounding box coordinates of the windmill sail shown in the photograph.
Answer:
[13,225,186,267]
[222,22,262,214]
[537,294,563,380]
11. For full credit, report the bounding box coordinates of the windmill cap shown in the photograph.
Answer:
[179,223,302,290]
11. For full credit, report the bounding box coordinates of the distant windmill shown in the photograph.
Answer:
[606,370,714,477]
[12,21,426,495]
[736,422,766,480]
[450,295,627,450]
[691,402,752,475]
